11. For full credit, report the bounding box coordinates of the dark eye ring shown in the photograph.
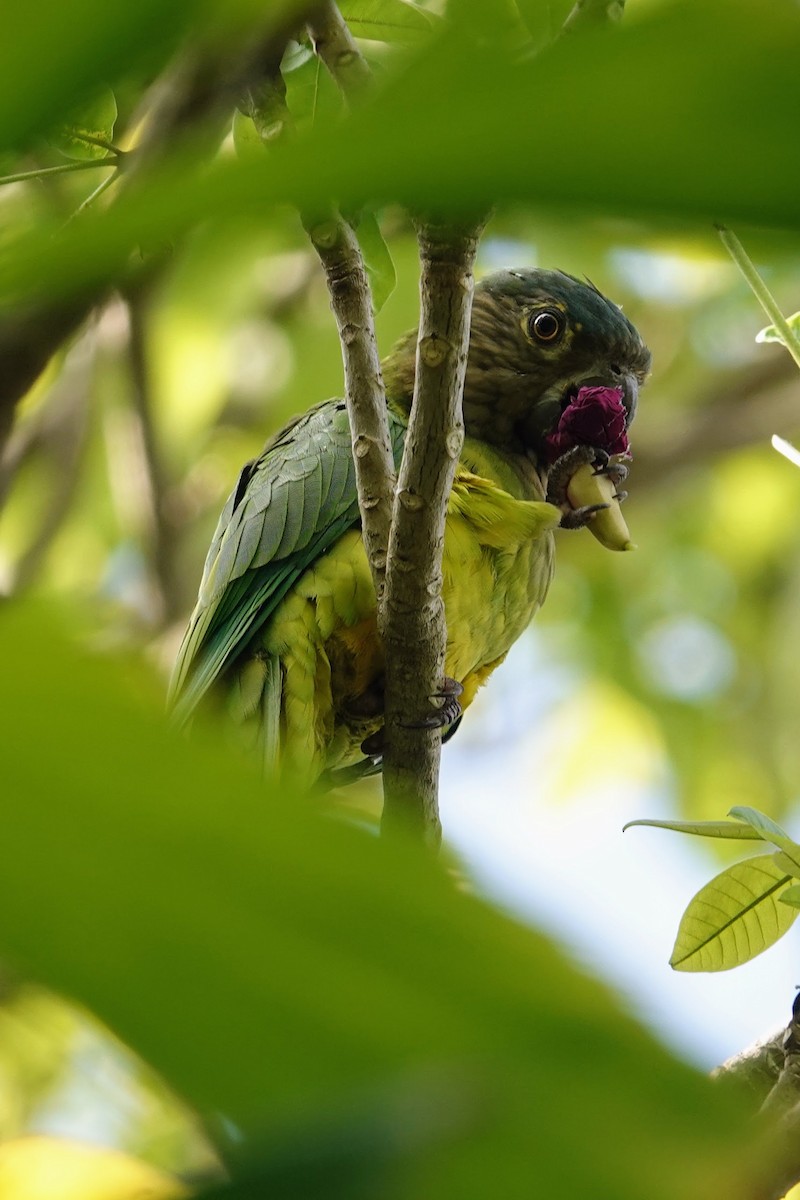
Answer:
[529,310,562,342]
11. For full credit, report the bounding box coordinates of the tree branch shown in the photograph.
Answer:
[306,214,396,601]
[245,22,396,603]
[380,217,484,847]
[307,2,372,97]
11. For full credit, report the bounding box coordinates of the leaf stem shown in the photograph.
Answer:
[0,159,118,187]
[67,131,125,156]
[716,224,800,371]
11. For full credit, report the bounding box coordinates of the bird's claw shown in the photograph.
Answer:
[547,445,628,530]
[559,502,609,530]
[592,450,629,490]
[402,676,464,730]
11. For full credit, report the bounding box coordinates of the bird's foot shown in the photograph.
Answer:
[402,676,464,731]
[359,677,464,758]
[547,446,628,529]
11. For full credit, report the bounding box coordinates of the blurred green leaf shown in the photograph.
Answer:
[670,853,797,972]
[354,210,396,311]
[0,606,752,1199]
[624,817,763,840]
[756,310,800,346]
[339,0,437,43]
[512,0,571,47]
[5,0,800,312]
[50,87,118,161]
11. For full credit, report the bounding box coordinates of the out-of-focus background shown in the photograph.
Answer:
[2,0,800,1188]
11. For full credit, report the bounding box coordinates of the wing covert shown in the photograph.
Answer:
[169,401,405,719]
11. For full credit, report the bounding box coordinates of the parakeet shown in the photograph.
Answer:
[169,268,650,784]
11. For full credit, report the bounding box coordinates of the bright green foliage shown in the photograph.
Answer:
[631,808,800,970]
[50,87,117,160]
[670,853,797,972]
[338,0,437,42]
[0,609,754,1197]
[624,818,763,841]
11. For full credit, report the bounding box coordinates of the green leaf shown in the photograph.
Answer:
[727,805,800,872]
[670,853,797,972]
[623,817,763,840]
[0,606,751,1198]
[284,53,341,129]
[756,310,800,346]
[8,0,800,311]
[779,885,800,909]
[354,210,396,311]
[50,86,117,160]
[338,0,437,43]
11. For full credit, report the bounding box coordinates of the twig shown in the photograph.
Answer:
[0,159,118,187]
[717,225,800,371]
[126,283,183,625]
[244,35,396,602]
[307,2,371,97]
[380,216,484,847]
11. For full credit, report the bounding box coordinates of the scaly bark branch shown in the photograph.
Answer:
[306,215,396,602]
[380,217,484,846]
[245,27,396,604]
[305,4,487,842]
[307,1,372,97]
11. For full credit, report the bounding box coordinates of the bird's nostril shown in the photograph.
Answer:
[609,363,622,378]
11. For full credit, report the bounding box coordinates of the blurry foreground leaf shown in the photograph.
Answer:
[0,606,754,1198]
[0,1136,187,1200]
[50,87,117,161]
[671,854,796,972]
[780,886,800,910]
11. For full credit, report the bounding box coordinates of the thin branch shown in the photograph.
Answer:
[125,282,183,625]
[380,217,484,847]
[717,225,800,371]
[0,158,118,187]
[307,1,372,97]
[243,36,396,603]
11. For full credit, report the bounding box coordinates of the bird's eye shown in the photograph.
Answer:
[529,310,563,343]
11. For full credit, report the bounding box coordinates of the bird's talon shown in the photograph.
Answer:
[402,676,463,731]
[559,502,609,531]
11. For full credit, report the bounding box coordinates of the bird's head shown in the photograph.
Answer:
[384,267,651,465]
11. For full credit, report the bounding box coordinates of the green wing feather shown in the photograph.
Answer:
[169,400,406,724]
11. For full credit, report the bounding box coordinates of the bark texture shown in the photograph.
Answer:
[306,215,396,602]
[380,218,483,846]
